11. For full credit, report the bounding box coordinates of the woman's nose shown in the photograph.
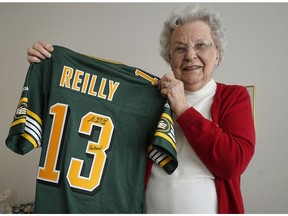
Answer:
[184,46,198,60]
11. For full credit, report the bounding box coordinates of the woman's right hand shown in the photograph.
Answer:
[27,41,54,63]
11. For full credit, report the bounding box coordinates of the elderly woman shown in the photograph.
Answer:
[26,4,255,214]
[145,4,255,214]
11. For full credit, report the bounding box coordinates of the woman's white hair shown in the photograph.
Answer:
[159,4,227,65]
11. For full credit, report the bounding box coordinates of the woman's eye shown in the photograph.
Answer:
[175,47,186,53]
[195,43,206,48]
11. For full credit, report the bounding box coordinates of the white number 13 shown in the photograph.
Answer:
[37,103,114,193]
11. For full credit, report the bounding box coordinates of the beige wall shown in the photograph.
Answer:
[0,3,288,213]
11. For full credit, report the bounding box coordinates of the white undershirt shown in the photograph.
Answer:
[146,79,218,214]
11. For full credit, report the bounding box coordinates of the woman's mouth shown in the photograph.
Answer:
[183,65,202,72]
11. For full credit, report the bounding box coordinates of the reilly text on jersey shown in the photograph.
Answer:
[59,65,120,101]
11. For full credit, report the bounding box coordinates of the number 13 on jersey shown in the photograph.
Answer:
[37,103,114,193]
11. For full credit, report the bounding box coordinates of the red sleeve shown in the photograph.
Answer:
[176,85,255,179]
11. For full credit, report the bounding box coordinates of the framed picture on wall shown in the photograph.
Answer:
[246,85,255,122]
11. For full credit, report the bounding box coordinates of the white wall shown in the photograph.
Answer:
[0,3,288,213]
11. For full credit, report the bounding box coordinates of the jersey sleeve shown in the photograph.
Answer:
[148,102,178,174]
[6,63,45,155]
[132,68,178,175]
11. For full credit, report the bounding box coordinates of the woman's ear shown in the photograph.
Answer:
[215,49,220,65]
[215,55,219,66]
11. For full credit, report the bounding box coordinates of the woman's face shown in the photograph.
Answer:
[169,21,220,91]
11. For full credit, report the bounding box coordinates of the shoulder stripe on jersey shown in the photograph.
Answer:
[11,107,43,148]
[21,133,38,148]
[27,110,42,125]
[25,124,41,146]
[11,118,26,127]
[155,154,167,164]
[148,145,172,168]
[26,116,42,136]
[25,110,42,147]
[154,131,176,150]
[148,145,172,167]
[18,97,28,104]
[159,157,172,168]
[161,113,173,124]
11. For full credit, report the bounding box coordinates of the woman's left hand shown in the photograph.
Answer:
[157,73,190,117]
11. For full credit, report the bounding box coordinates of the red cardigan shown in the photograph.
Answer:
[145,83,256,213]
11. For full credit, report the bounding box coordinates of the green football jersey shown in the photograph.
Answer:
[6,46,177,213]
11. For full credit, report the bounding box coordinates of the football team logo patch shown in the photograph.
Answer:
[157,118,171,133]
[14,100,28,119]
